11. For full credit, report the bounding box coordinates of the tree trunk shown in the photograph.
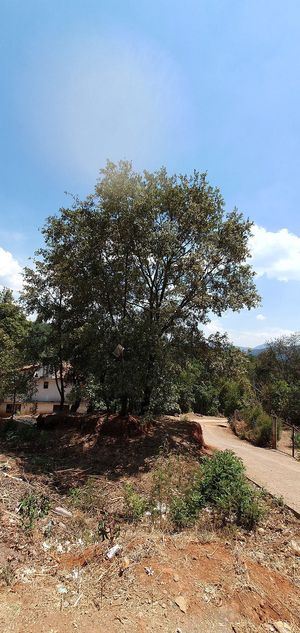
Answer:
[120,394,128,417]
[140,384,153,415]
[140,352,155,415]
[70,398,81,413]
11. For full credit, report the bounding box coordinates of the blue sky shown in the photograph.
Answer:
[1,0,300,346]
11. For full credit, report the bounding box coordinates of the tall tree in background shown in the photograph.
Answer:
[254,333,300,424]
[0,289,33,415]
[22,161,260,414]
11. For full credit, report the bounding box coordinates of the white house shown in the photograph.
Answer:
[0,364,85,417]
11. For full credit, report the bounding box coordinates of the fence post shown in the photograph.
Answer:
[272,417,277,450]
[292,426,295,459]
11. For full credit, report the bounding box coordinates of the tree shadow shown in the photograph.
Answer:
[0,417,204,495]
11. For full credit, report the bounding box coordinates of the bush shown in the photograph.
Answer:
[170,478,204,530]
[199,450,264,529]
[170,451,264,531]
[294,432,300,449]
[234,405,280,448]
[254,412,273,447]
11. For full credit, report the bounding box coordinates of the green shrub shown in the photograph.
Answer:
[254,412,273,447]
[294,432,300,449]
[199,450,264,529]
[170,451,264,531]
[18,493,50,530]
[124,483,147,523]
[170,479,203,530]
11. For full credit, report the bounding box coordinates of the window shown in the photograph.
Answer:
[43,381,49,389]
[6,403,21,413]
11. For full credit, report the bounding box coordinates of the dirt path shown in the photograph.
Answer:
[190,415,300,516]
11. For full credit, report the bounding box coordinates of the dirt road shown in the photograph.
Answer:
[190,415,300,516]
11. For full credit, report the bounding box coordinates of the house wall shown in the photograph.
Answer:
[32,378,72,403]
[0,366,87,417]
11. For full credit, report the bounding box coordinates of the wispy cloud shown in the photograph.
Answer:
[21,34,191,179]
[250,224,300,282]
[256,313,267,321]
[0,247,22,292]
[203,319,294,347]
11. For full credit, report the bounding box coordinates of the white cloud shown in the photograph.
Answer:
[203,319,293,348]
[227,327,294,348]
[250,224,300,281]
[0,247,22,291]
[256,314,267,321]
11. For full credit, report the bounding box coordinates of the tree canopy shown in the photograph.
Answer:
[22,161,260,414]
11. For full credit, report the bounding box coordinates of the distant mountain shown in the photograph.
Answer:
[251,344,268,356]
[238,344,267,356]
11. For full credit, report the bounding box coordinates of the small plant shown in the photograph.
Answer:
[170,496,192,529]
[18,493,50,530]
[272,494,285,509]
[67,479,101,514]
[68,486,81,502]
[97,512,120,544]
[124,483,147,523]
[170,487,203,530]
[0,563,15,586]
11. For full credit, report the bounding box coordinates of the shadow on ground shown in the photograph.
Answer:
[0,416,203,494]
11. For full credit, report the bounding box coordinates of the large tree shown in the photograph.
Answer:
[22,161,259,414]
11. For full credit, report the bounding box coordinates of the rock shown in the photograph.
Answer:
[119,556,130,575]
[53,507,73,518]
[175,596,188,613]
[273,622,291,633]
[106,544,122,560]
[290,540,300,556]
[257,527,265,535]
[173,573,180,582]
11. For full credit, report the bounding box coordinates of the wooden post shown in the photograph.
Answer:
[272,417,277,450]
[292,426,295,459]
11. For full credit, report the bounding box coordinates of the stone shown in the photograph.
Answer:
[175,596,188,613]
[53,507,73,518]
[290,540,300,556]
[273,622,291,633]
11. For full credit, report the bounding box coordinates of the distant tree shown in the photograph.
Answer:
[254,333,300,424]
[22,161,260,415]
[0,289,33,416]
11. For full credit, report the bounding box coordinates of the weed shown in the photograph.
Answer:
[68,479,102,514]
[272,494,285,509]
[97,512,120,544]
[68,487,81,501]
[124,483,147,523]
[0,563,15,586]
[18,493,50,530]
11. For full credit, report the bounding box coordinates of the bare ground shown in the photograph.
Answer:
[0,416,299,633]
